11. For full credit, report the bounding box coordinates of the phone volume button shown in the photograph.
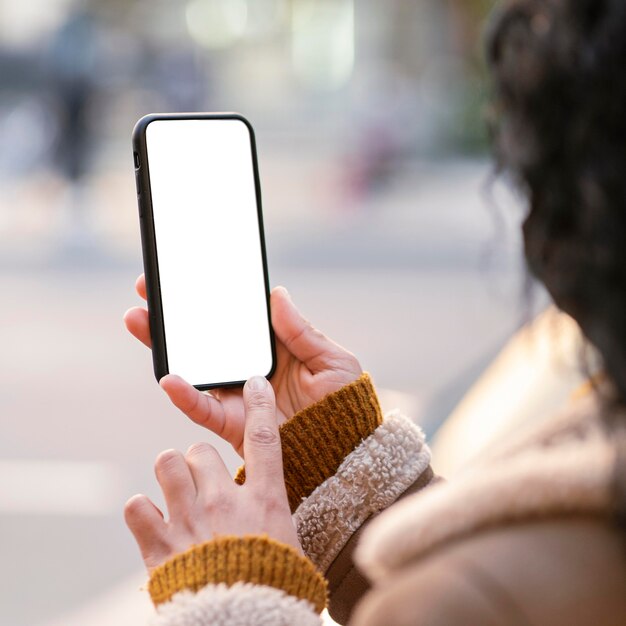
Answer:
[135,172,144,218]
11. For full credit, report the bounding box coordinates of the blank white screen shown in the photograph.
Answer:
[145,118,273,387]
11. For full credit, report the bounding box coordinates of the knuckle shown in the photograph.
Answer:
[264,493,284,512]
[247,391,274,411]
[299,322,324,345]
[326,351,361,377]
[181,390,202,416]
[204,494,233,516]
[325,353,346,369]
[345,353,360,370]
[248,426,279,446]
[177,510,197,534]
[310,326,326,342]
[253,490,285,514]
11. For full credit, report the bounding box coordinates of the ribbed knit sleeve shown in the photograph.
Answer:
[148,535,327,613]
[235,373,383,511]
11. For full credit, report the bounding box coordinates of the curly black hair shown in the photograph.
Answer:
[486,0,626,405]
[485,0,626,527]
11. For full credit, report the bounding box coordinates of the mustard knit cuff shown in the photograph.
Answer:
[235,373,383,511]
[148,535,327,613]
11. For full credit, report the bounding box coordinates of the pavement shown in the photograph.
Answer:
[0,157,528,625]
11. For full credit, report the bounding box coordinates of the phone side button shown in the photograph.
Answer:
[135,173,144,217]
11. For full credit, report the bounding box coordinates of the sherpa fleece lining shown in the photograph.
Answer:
[149,582,322,626]
[294,411,431,573]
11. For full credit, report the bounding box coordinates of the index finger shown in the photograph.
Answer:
[242,376,283,488]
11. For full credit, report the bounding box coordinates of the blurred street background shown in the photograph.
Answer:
[0,0,543,624]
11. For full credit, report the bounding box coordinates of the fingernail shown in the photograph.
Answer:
[247,376,267,391]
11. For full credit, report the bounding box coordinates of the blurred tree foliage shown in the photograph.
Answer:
[445,0,497,154]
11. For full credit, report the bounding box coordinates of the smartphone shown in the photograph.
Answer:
[132,113,275,390]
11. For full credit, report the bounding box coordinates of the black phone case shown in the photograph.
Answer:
[131,112,276,390]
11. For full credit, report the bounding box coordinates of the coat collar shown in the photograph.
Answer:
[355,394,618,582]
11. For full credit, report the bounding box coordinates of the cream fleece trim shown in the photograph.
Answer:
[149,582,322,626]
[356,403,616,582]
[294,411,431,573]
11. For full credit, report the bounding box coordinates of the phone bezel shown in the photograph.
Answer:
[132,112,276,391]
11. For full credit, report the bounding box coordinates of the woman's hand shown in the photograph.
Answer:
[124,275,362,456]
[124,376,301,572]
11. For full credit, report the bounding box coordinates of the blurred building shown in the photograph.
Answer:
[0,0,495,188]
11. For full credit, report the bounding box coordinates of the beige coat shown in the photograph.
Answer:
[325,395,626,625]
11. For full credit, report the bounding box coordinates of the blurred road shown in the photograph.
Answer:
[0,159,529,625]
